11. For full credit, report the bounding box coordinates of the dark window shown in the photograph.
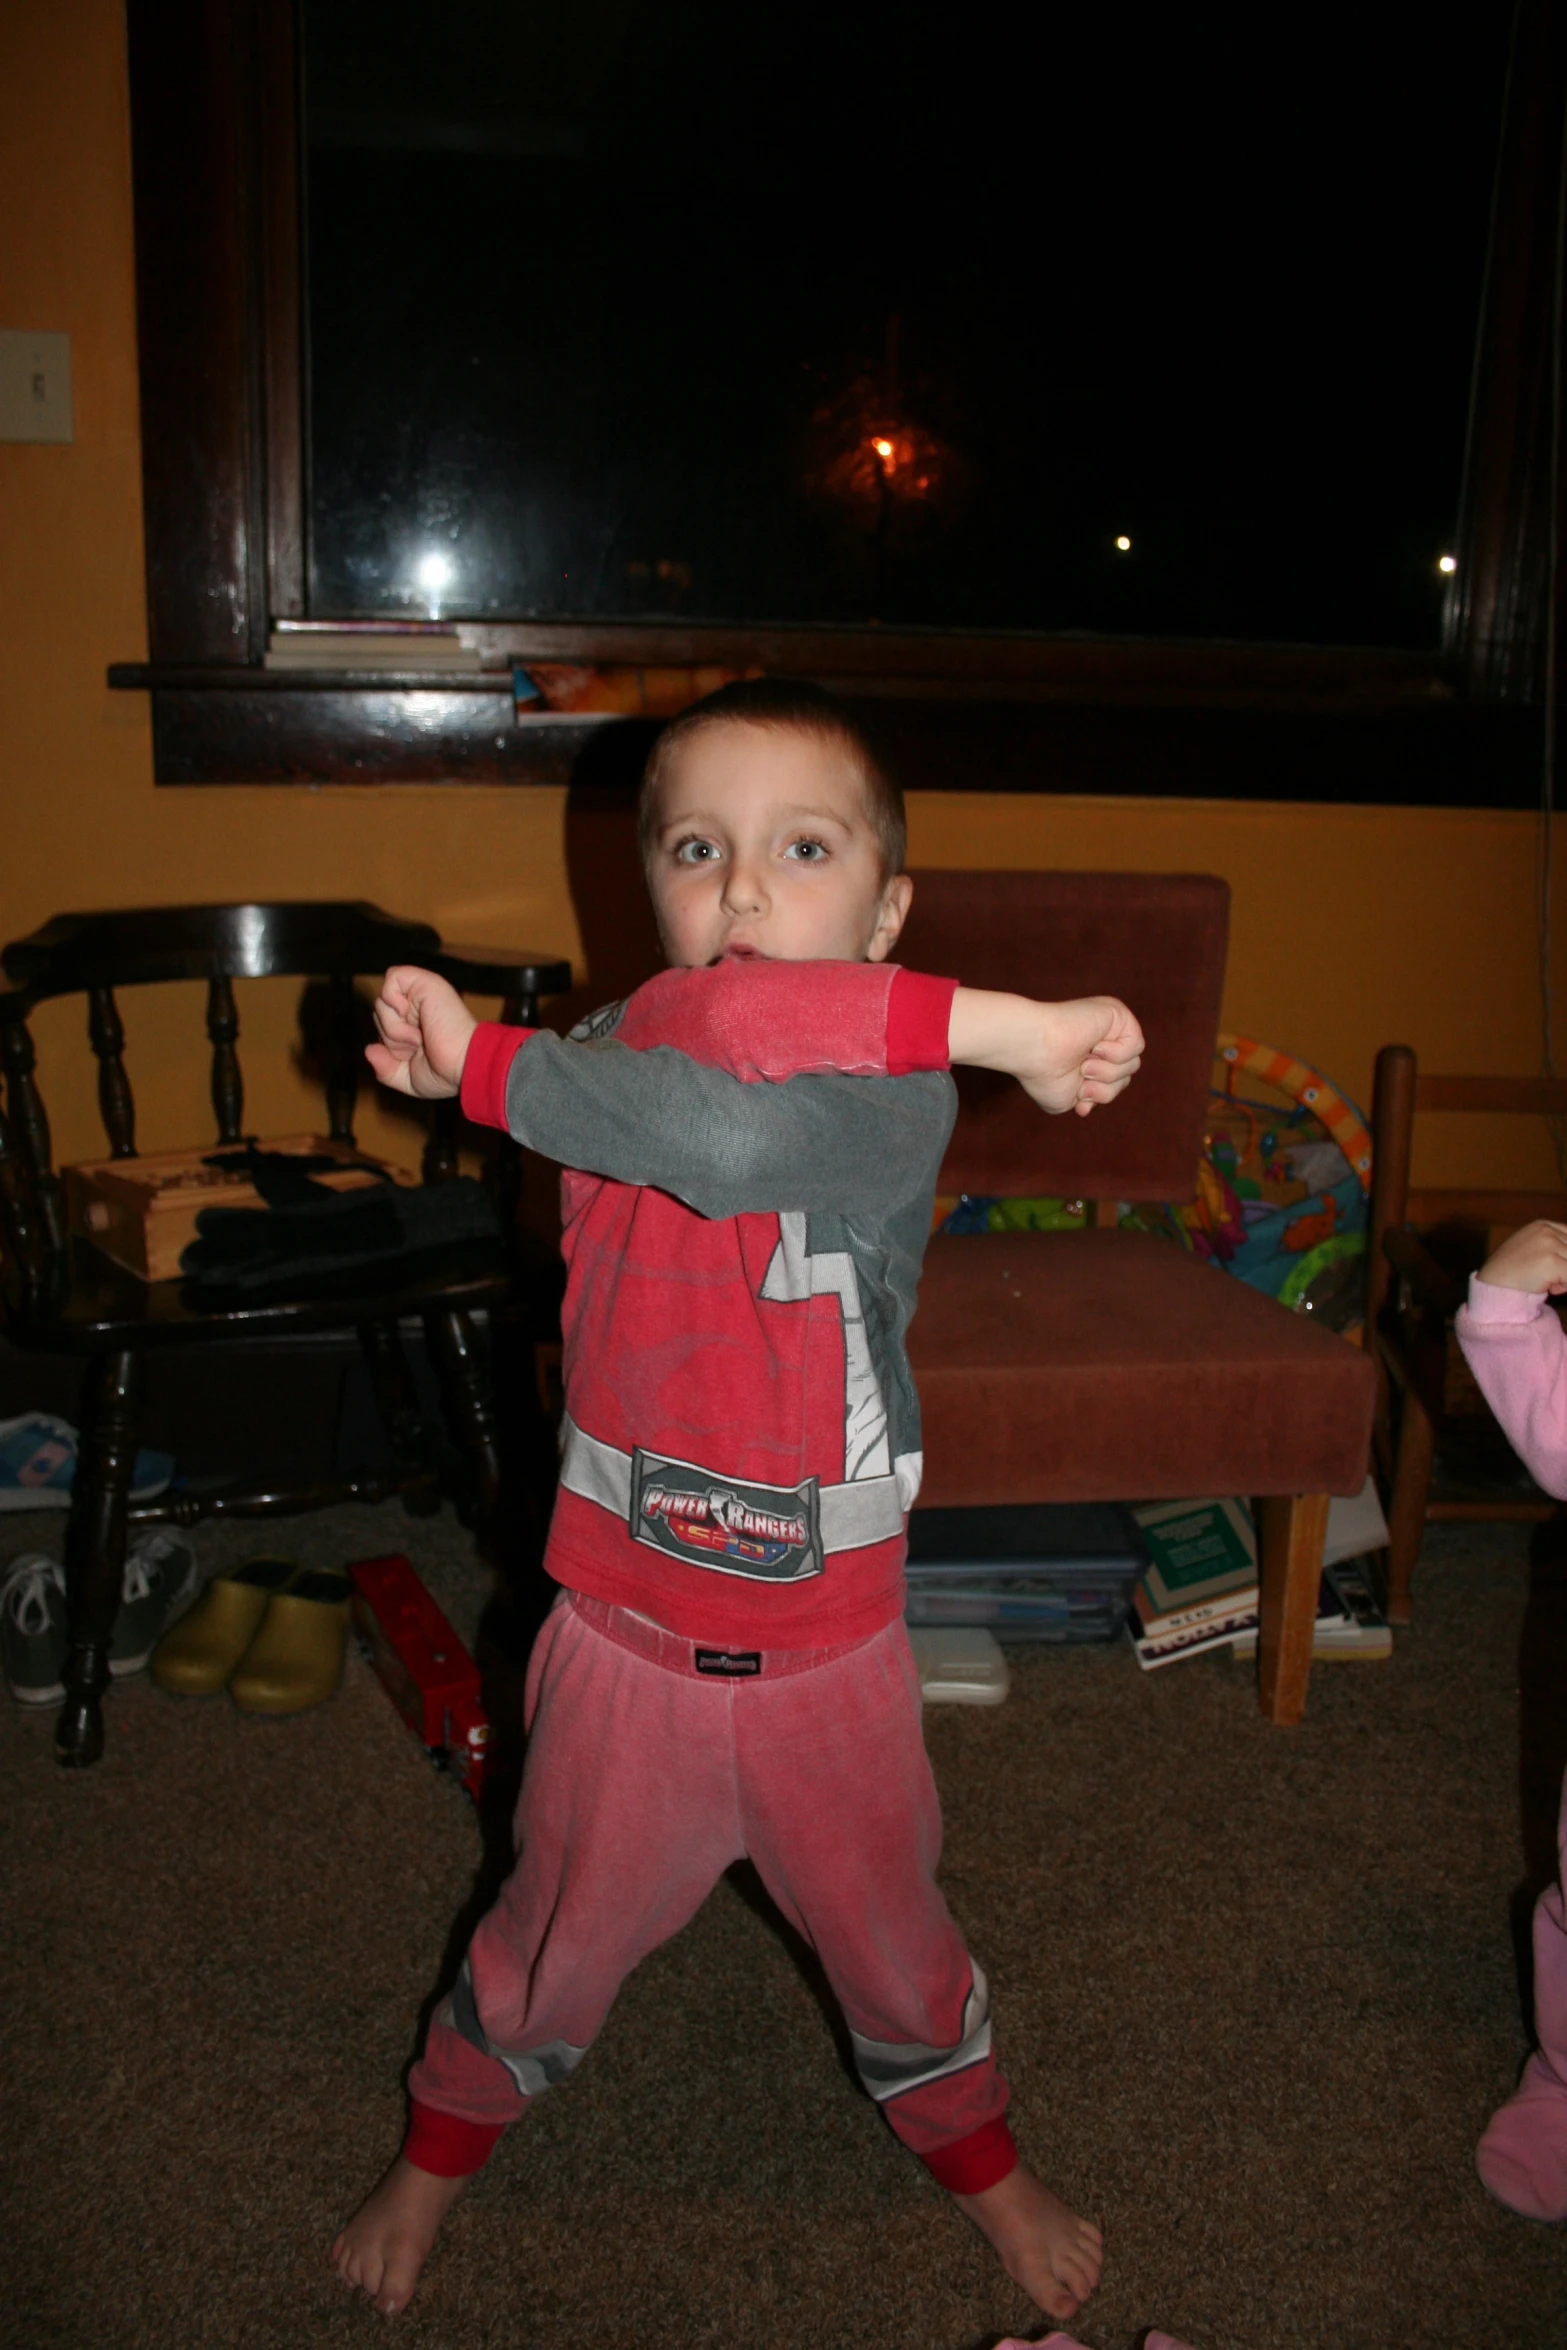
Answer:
[301,2,1507,644]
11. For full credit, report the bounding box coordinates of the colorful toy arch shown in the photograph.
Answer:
[1216,1035,1373,1195]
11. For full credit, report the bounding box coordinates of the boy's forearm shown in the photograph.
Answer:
[946,989,1073,1084]
[946,988,1033,1075]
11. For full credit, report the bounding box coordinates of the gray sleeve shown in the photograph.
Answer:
[502,1034,956,1220]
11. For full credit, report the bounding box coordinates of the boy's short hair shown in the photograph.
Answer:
[638,678,907,881]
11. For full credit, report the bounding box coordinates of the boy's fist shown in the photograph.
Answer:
[1029,995,1145,1117]
[366,966,477,1100]
[948,988,1145,1117]
[1478,1219,1567,1296]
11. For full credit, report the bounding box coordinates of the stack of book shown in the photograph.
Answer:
[264,621,482,671]
[903,1502,1147,1643]
[1131,1480,1394,1670]
[1128,1498,1260,1669]
[1228,1557,1392,1663]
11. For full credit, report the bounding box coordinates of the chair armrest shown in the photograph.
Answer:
[433,944,573,1008]
[1381,1225,1463,1318]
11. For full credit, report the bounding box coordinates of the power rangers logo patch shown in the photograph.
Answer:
[630,1448,824,1583]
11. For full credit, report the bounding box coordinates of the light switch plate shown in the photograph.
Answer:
[0,330,73,443]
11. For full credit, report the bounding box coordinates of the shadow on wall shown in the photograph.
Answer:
[552,720,667,1037]
[506,720,667,1246]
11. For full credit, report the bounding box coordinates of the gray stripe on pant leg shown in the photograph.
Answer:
[495,2039,589,2098]
[443,1954,489,2057]
[849,1963,992,2104]
[441,1954,592,2100]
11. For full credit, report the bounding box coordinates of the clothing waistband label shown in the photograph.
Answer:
[694,1648,763,1676]
[630,1446,824,1584]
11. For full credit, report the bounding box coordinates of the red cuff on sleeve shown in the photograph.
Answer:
[403,2099,507,2178]
[886,969,959,1075]
[916,2115,1019,2195]
[459,1020,532,1130]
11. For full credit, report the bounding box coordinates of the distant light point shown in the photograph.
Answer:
[1438,553,1457,575]
[873,437,894,459]
[1115,535,1132,553]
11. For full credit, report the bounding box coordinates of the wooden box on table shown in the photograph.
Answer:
[63,1134,417,1282]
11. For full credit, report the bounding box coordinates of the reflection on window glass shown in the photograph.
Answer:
[302,1,1508,643]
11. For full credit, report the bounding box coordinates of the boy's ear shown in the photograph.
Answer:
[868,873,914,961]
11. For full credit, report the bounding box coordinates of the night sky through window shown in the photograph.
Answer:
[303,2,1511,645]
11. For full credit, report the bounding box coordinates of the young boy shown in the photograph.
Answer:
[333,680,1143,2323]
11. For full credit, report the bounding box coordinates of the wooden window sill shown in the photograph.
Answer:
[106,641,1531,806]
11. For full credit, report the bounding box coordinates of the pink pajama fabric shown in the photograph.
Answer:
[409,1592,1011,2175]
[1474,1765,1567,2218]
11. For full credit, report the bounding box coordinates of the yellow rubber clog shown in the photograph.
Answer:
[150,1557,298,1696]
[227,1567,352,1717]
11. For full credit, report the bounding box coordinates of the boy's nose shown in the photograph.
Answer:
[720,860,769,916]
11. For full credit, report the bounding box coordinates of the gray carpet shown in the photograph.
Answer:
[3,1503,1566,2350]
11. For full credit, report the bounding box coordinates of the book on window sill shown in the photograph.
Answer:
[264,624,482,671]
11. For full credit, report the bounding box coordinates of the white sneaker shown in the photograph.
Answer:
[111,1533,201,1677]
[1,1553,67,1703]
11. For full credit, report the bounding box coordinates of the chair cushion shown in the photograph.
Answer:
[910,1230,1375,1505]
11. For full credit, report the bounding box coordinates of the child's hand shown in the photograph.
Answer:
[948,988,1145,1116]
[1478,1220,1567,1295]
[366,966,478,1101]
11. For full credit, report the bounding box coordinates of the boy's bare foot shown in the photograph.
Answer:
[952,2160,1103,2321]
[331,2155,469,2317]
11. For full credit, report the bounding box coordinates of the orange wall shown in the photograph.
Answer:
[2,0,1562,1196]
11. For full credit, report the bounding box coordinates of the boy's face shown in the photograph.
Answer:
[645,722,913,968]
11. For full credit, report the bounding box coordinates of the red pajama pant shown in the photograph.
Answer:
[406,1591,1016,2194]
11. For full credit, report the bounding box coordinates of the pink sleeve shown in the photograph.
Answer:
[609,960,956,1079]
[1456,1276,1567,1498]
[459,1020,533,1130]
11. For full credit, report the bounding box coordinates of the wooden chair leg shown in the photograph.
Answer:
[1370,1343,1396,1487]
[425,1306,502,1535]
[1255,1492,1330,1727]
[1385,1381,1435,1627]
[56,1347,141,1768]
[358,1319,439,1516]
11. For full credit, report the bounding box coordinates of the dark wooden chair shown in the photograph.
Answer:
[899,870,1377,1725]
[0,901,570,1767]
[1368,1042,1567,1623]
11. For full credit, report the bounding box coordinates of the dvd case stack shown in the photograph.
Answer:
[903,1503,1148,1643]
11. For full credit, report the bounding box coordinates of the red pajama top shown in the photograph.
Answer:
[460,959,958,1647]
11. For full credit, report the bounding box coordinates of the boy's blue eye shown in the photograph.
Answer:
[786,838,828,862]
[674,839,720,865]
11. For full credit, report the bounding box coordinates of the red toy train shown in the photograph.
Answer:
[348,1553,494,1803]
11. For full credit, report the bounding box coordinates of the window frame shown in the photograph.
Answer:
[113,0,1564,799]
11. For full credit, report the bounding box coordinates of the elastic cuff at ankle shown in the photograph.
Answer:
[918,2115,1018,2194]
[404,2098,506,2177]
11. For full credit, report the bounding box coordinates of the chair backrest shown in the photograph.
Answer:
[1367,1042,1567,1325]
[897,871,1229,1200]
[0,904,444,1292]
[0,901,440,998]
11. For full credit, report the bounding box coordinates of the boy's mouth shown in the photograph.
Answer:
[717,943,765,962]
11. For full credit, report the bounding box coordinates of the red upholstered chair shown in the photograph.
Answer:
[899,871,1376,1725]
